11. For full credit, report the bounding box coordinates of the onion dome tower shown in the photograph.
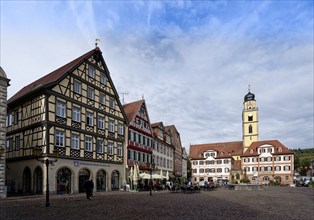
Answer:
[242,86,259,154]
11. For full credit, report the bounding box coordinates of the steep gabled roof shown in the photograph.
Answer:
[123,99,144,123]
[242,140,294,156]
[189,141,243,159]
[151,122,163,128]
[8,48,97,105]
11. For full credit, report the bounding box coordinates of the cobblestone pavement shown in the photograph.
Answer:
[0,187,313,220]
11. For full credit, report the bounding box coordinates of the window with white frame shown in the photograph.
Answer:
[118,123,124,135]
[225,168,229,173]
[193,169,197,173]
[98,116,105,129]
[72,107,81,122]
[278,147,282,153]
[284,165,290,171]
[108,143,114,155]
[199,168,204,173]
[260,166,265,172]
[86,112,93,126]
[252,167,258,172]
[275,156,281,161]
[87,87,95,100]
[260,157,265,162]
[73,80,81,94]
[193,161,198,165]
[217,168,222,173]
[199,161,204,165]
[224,159,229,164]
[89,65,95,78]
[99,93,105,105]
[71,134,80,149]
[130,150,134,160]
[96,139,104,153]
[267,157,272,162]
[109,119,114,132]
[100,73,107,85]
[252,158,258,162]
[6,113,12,127]
[275,166,281,171]
[85,137,92,152]
[267,166,272,171]
[109,97,115,109]
[55,130,65,147]
[284,156,290,161]
[56,101,66,118]
[216,160,222,164]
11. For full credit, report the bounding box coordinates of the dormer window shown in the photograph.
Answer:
[250,149,254,154]
[278,147,282,153]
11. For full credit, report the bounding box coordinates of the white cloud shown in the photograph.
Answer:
[1,1,313,152]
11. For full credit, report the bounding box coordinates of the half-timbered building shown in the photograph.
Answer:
[151,122,175,178]
[123,99,153,187]
[6,47,128,195]
[164,125,183,177]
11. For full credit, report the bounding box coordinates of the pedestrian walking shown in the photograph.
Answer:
[84,179,94,200]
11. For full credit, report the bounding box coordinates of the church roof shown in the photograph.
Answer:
[8,48,98,105]
[189,141,243,160]
[244,91,255,102]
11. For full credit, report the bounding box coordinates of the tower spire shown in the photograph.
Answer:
[248,84,251,93]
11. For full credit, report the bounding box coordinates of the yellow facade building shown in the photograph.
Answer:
[190,90,294,186]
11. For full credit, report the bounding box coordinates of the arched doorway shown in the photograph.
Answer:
[111,171,119,190]
[79,169,90,193]
[96,170,106,192]
[57,168,72,194]
[34,167,43,194]
[274,176,281,184]
[22,167,31,193]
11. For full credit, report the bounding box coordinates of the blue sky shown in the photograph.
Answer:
[1,1,313,151]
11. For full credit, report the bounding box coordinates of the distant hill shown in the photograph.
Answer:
[291,148,314,175]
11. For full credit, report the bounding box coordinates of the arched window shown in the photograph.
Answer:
[111,171,119,190]
[250,149,254,154]
[96,170,106,192]
[278,147,282,152]
[248,115,253,121]
[249,125,253,134]
[57,168,72,194]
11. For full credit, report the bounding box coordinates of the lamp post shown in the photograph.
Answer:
[33,145,59,207]
[149,163,155,196]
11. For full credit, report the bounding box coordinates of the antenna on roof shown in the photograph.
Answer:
[119,92,128,104]
[95,38,100,48]
[142,94,144,100]
[248,84,251,92]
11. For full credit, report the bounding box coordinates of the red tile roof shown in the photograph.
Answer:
[242,140,294,156]
[8,48,98,104]
[123,99,144,123]
[189,141,243,160]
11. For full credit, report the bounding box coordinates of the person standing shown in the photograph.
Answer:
[84,179,94,200]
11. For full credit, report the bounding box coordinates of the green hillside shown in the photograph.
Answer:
[291,148,314,175]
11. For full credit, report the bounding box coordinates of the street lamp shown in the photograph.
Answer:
[148,163,155,196]
[33,145,59,207]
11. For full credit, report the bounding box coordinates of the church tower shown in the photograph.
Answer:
[242,87,259,153]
